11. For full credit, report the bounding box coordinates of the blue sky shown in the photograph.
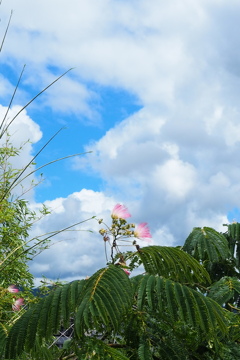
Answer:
[31,85,142,201]
[1,0,240,284]
[0,62,142,201]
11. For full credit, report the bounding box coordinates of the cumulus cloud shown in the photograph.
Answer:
[29,189,151,283]
[74,98,239,243]
[0,1,225,111]
[1,1,240,281]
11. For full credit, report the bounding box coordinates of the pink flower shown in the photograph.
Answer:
[7,285,19,293]
[111,204,131,219]
[123,269,131,276]
[134,223,152,243]
[12,298,24,311]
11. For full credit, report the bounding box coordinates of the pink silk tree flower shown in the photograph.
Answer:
[7,285,19,293]
[111,204,131,219]
[123,269,131,276]
[12,298,24,311]
[134,223,152,243]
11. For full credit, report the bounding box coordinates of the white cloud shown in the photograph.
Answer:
[152,159,196,199]
[29,189,144,281]
[0,0,217,111]
[1,1,240,282]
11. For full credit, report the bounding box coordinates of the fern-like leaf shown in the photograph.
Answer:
[135,245,210,284]
[183,227,230,263]
[0,322,7,357]
[75,265,133,337]
[138,342,153,360]
[5,266,133,359]
[136,274,228,337]
[208,276,240,305]
[5,280,85,359]
[75,337,130,359]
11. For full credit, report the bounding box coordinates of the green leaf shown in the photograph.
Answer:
[0,322,7,357]
[75,265,133,337]
[208,276,240,305]
[135,245,210,284]
[75,337,130,359]
[138,342,153,360]
[136,274,228,337]
[183,227,230,263]
[5,280,85,358]
[4,266,133,358]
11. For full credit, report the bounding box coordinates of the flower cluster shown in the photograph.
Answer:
[99,204,152,274]
[7,285,24,311]
[12,298,24,311]
[134,223,152,243]
[7,285,19,293]
[111,204,131,220]
[110,203,152,241]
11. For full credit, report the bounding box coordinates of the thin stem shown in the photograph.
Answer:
[12,150,92,195]
[0,127,64,200]
[4,68,73,134]
[104,241,108,263]
[111,237,116,263]
[0,216,95,271]
[30,229,94,259]
[0,65,26,137]
[48,324,74,349]
[61,354,77,360]
[0,9,12,53]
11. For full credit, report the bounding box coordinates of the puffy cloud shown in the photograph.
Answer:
[73,97,240,244]
[29,189,151,283]
[151,159,196,199]
[1,1,240,282]
[0,105,42,145]
[0,0,234,111]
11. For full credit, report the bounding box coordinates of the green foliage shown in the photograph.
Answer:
[4,280,81,358]
[136,274,228,336]
[183,226,230,263]
[218,342,240,360]
[135,245,211,285]
[75,338,129,360]
[208,276,240,306]
[4,238,240,359]
[4,267,133,358]
[0,322,7,358]
[223,222,240,271]
[75,265,132,337]
[138,343,153,360]
[225,222,240,263]
[183,226,237,284]
[0,197,35,289]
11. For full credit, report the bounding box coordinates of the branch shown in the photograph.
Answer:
[61,354,77,360]
[107,344,127,348]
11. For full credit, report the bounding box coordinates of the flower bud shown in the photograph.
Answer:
[99,229,106,235]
